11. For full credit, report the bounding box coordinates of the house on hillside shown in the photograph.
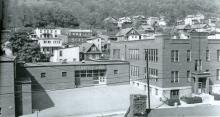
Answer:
[67,29,93,46]
[79,43,102,61]
[116,28,141,41]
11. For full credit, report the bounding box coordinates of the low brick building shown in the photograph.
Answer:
[19,60,129,90]
[110,31,220,99]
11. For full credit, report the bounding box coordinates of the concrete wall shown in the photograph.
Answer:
[0,61,15,117]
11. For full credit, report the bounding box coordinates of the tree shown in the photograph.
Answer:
[9,28,48,62]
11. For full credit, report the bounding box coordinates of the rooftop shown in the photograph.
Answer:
[24,60,129,67]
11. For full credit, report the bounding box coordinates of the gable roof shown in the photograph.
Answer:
[116,28,140,36]
[79,43,101,53]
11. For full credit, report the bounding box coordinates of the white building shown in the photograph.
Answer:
[35,28,61,38]
[50,47,80,62]
[116,28,141,41]
[38,38,63,55]
[184,14,205,25]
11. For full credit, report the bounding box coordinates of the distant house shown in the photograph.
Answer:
[38,38,63,55]
[191,23,211,32]
[50,47,80,62]
[87,37,103,51]
[116,28,141,41]
[67,29,93,46]
[103,16,118,24]
[79,43,102,61]
[184,14,205,25]
[34,28,61,39]
[146,17,160,26]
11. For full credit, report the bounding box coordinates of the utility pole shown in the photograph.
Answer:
[145,50,150,109]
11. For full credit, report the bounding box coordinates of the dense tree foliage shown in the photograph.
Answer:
[9,0,220,28]
[9,28,48,62]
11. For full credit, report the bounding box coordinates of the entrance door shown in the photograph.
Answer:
[198,78,206,93]
[170,90,179,99]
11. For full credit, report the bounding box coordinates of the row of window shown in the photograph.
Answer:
[40,70,119,79]
[130,65,139,77]
[41,72,67,78]
[39,29,58,33]
[145,49,158,62]
[113,49,158,62]
[129,49,139,60]
[43,40,61,44]
[172,49,220,62]
[75,70,106,78]
[70,32,91,36]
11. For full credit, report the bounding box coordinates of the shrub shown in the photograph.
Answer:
[165,98,181,106]
[180,96,202,104]
[213,93,220,100]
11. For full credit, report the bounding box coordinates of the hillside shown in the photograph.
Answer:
[7,0,220,28]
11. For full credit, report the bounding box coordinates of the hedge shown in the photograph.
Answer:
[165,98,181,106]
[180,96,202,104]
[213,93,220,100]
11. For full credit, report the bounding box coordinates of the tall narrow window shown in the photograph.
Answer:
[217,50,220,61]
[187,50,191,62]
[59,51,63,57]
[217,69,220,80]
[171,50,179,62]
[187,70,191,82]
[206,50,210,61]
[171,71,179,83]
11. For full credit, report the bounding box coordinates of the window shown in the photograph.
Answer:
[195,59,202,71]
[129,49,139,60]
[217,50,220,61]
[145,49,158,62]
[187,50,191,62]
[130,65,139,78]
[206,50,210,61]
[170,90,179,99]
[171,50,179,62]
[155,88,158,95]
[62,72,67,77]
[217,69,220,80]
[41,73,46,78]
[187,70,191,82]
[149,68,158,82]
[114,70,118,75]
[113,49,120,59]
[59,51,63,57]
[171,71,179,83]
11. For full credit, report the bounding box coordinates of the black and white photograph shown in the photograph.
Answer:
[1,0,220,117]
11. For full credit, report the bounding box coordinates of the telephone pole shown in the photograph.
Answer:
[145,50,150,109]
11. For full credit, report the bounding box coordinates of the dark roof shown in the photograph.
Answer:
[24,60,129,67]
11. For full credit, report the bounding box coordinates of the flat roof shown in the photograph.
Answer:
[24,60,129,67]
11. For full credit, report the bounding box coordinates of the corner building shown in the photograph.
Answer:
[110,31,220,99]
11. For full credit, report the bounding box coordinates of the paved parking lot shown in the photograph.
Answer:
[21,84,161,117]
